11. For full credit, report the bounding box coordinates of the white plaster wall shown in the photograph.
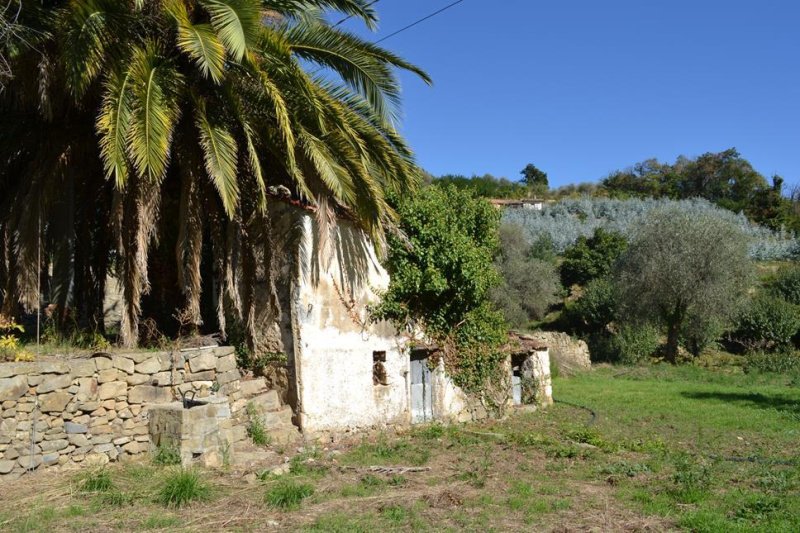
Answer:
[291,215,409,435]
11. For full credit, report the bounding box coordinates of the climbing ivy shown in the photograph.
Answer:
[373,186,509,394]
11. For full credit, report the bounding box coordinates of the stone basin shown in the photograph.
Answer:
[148,395,234,467]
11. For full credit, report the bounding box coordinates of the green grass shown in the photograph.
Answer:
[157,469,210,508]
[265,479,315,510]
[246,402,272,446]
[152,444,182,466]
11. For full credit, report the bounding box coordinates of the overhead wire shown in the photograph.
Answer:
[376,0,466,43]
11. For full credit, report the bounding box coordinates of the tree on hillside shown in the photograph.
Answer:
[614,207,754,363]
[434,174,528,199]
[560,228,627,287]
[0,0,430,347]
[490,223,561,329]
[520,164,548,196]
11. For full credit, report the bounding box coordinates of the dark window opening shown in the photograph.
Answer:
[373,351,388,386]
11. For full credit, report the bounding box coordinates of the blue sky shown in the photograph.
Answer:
[341,0,800,189]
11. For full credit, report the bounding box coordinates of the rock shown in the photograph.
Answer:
[90,423,113,435]
[39,392,72,413]
[97,368,120,384]
[216,354,238,373]
[83,453,109,467]
[37,374,73,394]
[122,441,148,454]
[113,436,131,445]
[93,443,114,453]
[126,373,150,386]
[69,360,96,378]
[98,381,127,400]
[0,376,28,402]
[270,463,290,476]
[27,375,44,387]
[0,459,16,473]
[187,351,217,373]
[4,447,19,460]
[65,422,88,434]
[134,359,161,375]
[77,401,100,412]
[250,391,282,413]
[0,362,68,379]
[76,378,98,401]
[93,355,113,370]
[40,438,68,453]
[128,385,172,404]
[239,378,267,398]
[216,369,241,385]
[112,356,135,375]
[68,434,91,447]
[151,371,181,387]
[2,409,16,418]
[186,370,215,382]
[18,455,43,470]
[101,399,116,409]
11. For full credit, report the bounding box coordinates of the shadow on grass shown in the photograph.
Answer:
[681,391,800,416]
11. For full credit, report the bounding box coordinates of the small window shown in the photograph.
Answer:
[373,351,388,386]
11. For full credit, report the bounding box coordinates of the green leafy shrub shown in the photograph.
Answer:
[560,228,627,287]
[246,403,271,446]
[743,351,800,374]
[670,455,711,503]
[265,480,314,510]
[769,266,800,305]
[153,444,182,466]
[614,323,661,364]
[158,469,210,508]
[374,186,509,393]
[562,277,616,334]
[734,294,800,352]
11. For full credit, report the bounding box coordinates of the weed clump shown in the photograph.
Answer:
[158,469,210,508]
[153,444,182,466]
[246,402,271,446]
[80,469,113,493]
[265,479,315,510]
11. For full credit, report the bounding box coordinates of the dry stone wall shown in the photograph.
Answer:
[0,346,282,477]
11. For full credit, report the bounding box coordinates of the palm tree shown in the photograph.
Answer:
[0,0,430,347]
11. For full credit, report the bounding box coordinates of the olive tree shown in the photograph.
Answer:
[614,207,754,363]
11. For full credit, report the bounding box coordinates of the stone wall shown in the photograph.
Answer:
[0,346,292,478]
[527,332,591,376]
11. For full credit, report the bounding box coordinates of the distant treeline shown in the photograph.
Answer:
[432,148,800,232]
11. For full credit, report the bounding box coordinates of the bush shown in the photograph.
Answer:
[153,444,182,466]
[614,323,661,364]
[743,351,800,374]
[560,228,627,287]
[734,294,800,352]
[491,224,562,328]
[246,402,271,446]
[770,266,800,305]
[562,277,616,334]
[158,469,210,508]
[265,480,315,510]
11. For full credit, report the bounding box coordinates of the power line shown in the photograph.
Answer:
[332,0,381,28]
[375,0,466,44]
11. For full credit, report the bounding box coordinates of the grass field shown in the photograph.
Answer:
[0,365,798,532]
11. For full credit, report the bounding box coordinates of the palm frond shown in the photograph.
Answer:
[200,0,260,62]
[126,42,182,182]
[176,21,226,83]
[97,67,133,188]
[194,100,240,218]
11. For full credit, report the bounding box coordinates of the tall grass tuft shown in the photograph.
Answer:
[265,479,315,510]
[80,469,113,493]
[158,469,210,508]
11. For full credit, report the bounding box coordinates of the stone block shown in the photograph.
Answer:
[93,443,114,453]
[18,455,43,470]
[0,459,14,473]
[69,360,97,378]
[37,374,73,394]
[134,358,161,375]
[0,361,68,379]
[39,392,72,413]
[216,370,241,386]
[83,453,109,466]
[0,376,28,402]
[27,375,44,387]
[129,385,173,404]
[93,355,113,370]
[65,422,88,434]
[90,424,112,435]
[112,356,135,375]
[187,351,216,373]
[2,409,16,418]
[40,439,68,452]
[77,401,100,413]
[101,399,116,409]
[216,354,237,373]
[113,436,131,445]
[122,441,148,454]
[42,453,60,465]
[239,378,267,398]
[250,391,281,413]
[126,373,150,386]
[92,435,113,444]
[76,378,98,401]
[186,370,215,382]
[98,381,127,400]
[151,371,181,387]
[97,368,120,384]
[68,434,90,447]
